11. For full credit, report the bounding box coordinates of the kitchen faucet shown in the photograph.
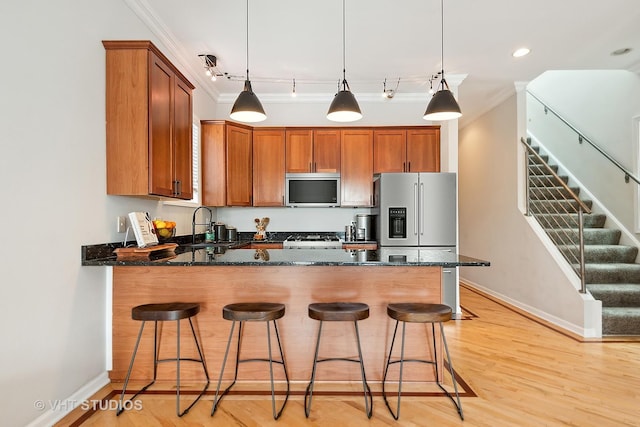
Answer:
[192,206,213,244]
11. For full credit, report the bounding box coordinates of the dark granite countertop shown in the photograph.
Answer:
[81,235,489,268]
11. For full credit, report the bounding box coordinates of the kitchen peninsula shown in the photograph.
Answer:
[83,244,489,385]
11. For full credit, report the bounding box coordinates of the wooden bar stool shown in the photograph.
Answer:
[305,302,373,419]
[117,302,209,417]
[382,303,463,420]
[211,302,290,420]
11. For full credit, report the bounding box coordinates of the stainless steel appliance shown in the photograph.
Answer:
[283,234,342,249]
[355,214,376,241]
[285,173,340,207]
[374,172,459,316]
[375,172,456,247]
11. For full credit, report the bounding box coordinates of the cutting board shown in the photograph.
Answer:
[114,243,178,258]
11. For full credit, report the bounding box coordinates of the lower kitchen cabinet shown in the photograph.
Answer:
[341,129,374,207]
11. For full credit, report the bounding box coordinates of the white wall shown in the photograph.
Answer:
[458,93,594,336]
[0,1,216,425]
[527,70,640,235]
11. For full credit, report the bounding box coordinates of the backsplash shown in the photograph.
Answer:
[215,207,374,232]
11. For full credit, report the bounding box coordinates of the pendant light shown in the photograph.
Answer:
[327,0,362,122]
[423,0,462,121]
[230,0,266,123]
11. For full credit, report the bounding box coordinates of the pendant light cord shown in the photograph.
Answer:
[342,0,346,83]
[246,0,249,79]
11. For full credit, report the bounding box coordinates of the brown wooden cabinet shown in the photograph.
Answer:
[285,129,340,173]
[374,127,440,173]
[341,129,374,207]
[253,128,285,206]
[104,40,194,199]
[226,124,253,206]
[201,121,226,206]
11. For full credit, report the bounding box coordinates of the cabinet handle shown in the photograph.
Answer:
[403,162,406,172]
[314,162,317,172]
[408,161,411,172]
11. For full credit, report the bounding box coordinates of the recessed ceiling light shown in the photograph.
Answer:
[611,47,632,56]
[512,47,531,58]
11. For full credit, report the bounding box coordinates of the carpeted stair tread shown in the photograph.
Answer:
[601,307,640,335]
[529,174,569,186]
[535,213,606,229]
[583,263,640,284]
[530,199,593,212]
[529,186,581,200]
[587,284,640,307]
[559,245,638,263]
[546,228,621,245]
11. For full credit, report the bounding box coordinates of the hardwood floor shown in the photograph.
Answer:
[56,285,640,426]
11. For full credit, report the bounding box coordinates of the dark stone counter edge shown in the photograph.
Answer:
[82,258,490,267]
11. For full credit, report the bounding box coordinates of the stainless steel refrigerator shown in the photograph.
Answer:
[374,172,460,316]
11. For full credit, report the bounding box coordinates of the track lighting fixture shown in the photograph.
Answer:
[423,0,462,121]
[291,78,297,97]
[382,77,400,99]
[198,54,220,81]
[230,0,266,123]
[327,0,362,122]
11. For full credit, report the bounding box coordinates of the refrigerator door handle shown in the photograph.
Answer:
[419,182,425,236]
[414,182,419,236]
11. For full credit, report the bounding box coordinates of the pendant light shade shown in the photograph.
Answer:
[423,79,461,121]
[327,81,362,122]
[230,79,266,122]
[230,0,266,123]
[423,0,462,121]
[327,0,361,122]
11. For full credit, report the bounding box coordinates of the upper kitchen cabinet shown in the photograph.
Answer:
[253,128,285,206]
[201,120,226,206]
[285,129,340,173]
[341,129,374,207]
[406,127,440,172]
[374,127,440,173]
[226,123,253,206]
[103,40,194,199]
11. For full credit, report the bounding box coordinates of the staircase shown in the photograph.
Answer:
[527,143,640,336]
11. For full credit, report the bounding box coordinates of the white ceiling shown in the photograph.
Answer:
[132,0,640,126]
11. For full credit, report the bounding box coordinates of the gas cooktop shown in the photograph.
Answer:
[283,234,342,249]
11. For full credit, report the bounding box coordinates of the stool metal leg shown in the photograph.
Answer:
[382,319,405,420]
[305,320,373,418]
[434,322,464,420]
[304,320,323,417]
[353,320,373,419]
[211,320,240,415]
[212,320,289,419]
[117,320,158,416]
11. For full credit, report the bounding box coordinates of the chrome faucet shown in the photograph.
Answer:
[192,206,213,244]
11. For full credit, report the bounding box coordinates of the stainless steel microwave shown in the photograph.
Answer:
[285,173,341,207]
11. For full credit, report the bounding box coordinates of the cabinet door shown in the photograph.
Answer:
[253,129,285,206]
[341,129,373,207]
[373,129,407,173]
[201,121,226,206]
[148,52,174,197]
[313,129,341,173]
[407,128,440,172]
[173,77,193,199]
[226,124,253,206]
[285,129,313,173]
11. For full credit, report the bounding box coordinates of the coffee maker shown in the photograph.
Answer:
[354,214,376,241]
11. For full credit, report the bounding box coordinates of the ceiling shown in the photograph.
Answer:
[132,0,640,126]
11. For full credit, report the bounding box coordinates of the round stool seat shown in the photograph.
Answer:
[132,302,200,321]
[222,302,285,322]
[387,303,451,323]
[308,302,369,322]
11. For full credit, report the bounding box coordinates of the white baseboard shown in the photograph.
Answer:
[26,372,110,427]
[459,278,594,337]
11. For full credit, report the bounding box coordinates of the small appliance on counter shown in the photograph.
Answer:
[214,223,227,242]
[354,214,376,241]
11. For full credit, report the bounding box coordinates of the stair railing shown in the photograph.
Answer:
[527,90,640,185]
[521,138,590,293]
